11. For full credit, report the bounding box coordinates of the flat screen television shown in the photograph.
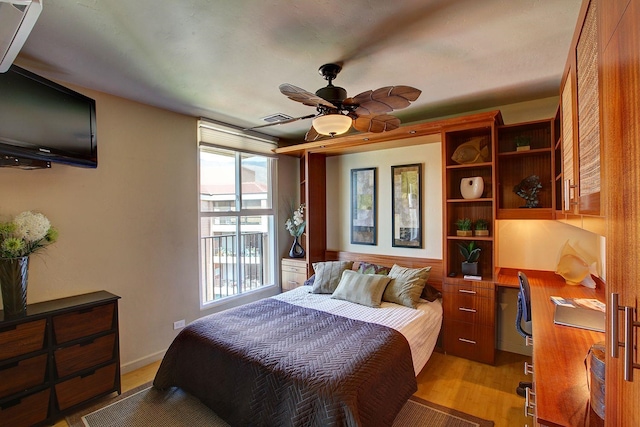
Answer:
[0,65,97,168]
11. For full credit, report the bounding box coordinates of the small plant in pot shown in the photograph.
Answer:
[455,218,473,237]
[458,241,481,275]
[515,136,531,151]
[474,218,489,236]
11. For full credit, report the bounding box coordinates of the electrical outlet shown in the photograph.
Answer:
[173,319,185,330]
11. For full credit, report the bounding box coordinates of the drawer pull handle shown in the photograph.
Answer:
[524,387,536,417]
[458,289,476,295]
[524,362,534,375]
[287,281,299,285]
[458,338,476,344]
[458,307,476,313]
[81,369,97,378]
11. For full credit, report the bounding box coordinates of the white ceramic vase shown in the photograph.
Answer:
[460,177,484,199]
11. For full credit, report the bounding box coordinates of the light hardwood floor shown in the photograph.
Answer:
[55,350,531,427]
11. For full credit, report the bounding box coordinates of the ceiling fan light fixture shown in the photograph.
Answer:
[312,113,352,136]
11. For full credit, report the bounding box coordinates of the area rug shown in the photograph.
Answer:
[66,383,493,427]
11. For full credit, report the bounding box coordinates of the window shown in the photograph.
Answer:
[199,145,277,305]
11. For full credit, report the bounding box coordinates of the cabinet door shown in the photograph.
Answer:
[575,0,601,215]
[561,70,577,213]
[601,0,640,425]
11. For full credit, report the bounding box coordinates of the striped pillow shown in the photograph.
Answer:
[331,270,391,308]
[383,264,432,308]
[311,261,354,294]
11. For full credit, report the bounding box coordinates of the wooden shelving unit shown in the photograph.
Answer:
[496,119,555,219]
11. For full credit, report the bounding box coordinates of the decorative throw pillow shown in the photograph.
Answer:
[421,284,442,302]
[357,261,391,275]
[303,274,315,287]
[311,261,354,294]
[384,264,432,308]
[331,270,391,308]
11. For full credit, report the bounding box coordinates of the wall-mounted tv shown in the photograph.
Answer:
[0,65,97,168]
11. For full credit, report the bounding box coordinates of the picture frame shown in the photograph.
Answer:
[351,167,377,245]
[391,163,422,248]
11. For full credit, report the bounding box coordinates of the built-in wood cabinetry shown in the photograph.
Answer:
[0,291,120,427]
[556,0,605,235]
[496,119,556,219]
[299,151,326,277]
[441,112,501,364]
[281,258,308,291]
[599,0,640,424]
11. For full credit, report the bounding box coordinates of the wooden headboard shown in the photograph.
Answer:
[324,250,443,290]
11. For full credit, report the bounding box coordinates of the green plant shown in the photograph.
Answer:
[475,219,489,230]
[455,218,472,231]
[515,136,531,147]
[457,241,481,263]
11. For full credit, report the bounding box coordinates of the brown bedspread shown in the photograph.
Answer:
[153,298,416,427]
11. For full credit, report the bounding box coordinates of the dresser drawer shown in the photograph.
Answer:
[54,333,116,378]
[444,319,495,364]
[0,388,50,427]
[443,282,495,298]
[0,319,46,361]
[0,354,48,399]
[55,363,117,410]
[282,259,307,274]
[52,303,115,344]
[443,293,495,325]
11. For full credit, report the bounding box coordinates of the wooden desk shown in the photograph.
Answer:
[497,268,605,427]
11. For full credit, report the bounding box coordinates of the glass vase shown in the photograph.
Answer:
[0,256,29,317]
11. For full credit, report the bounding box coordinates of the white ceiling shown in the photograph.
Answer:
[14,0,582,144]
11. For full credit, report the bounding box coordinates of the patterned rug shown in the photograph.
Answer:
[66,383,493,427]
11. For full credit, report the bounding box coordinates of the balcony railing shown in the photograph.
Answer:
[201,232,267,302]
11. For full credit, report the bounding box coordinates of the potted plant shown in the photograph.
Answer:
[474,218,489,236]
[458,241,481,275]
[455,218,473,237]
[515,136,531,151]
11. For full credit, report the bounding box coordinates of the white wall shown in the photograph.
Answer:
[0,87,296,372]
[326,140,442,259]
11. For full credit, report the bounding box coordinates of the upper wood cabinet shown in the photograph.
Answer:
[558,0,604,220]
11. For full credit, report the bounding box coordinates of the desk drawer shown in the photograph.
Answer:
[443,293,494,325]
[0,388,50,427]
[55,363,117,410]
[443,282,495,298]
[54,333,116,378]
[444,319,494,364]
[0,354,48,399]
[0,319,46,361]
[52,303,115,344]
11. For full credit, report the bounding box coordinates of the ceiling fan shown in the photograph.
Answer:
[250,63,421,142]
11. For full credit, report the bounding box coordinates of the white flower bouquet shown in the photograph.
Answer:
[0,211,58,259]
[285,204,306,237]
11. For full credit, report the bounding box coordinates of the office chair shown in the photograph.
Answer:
[515,271,532,397]
[515,271,532,338]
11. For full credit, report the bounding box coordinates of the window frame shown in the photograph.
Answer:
[198,143,278,308]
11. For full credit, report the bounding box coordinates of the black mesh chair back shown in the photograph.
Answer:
[516,271,532,338]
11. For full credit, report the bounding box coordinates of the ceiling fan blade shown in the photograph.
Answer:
[353,114,401,133]
[346,86,422,116]
[304,125,323,142]
[244,113,317,130]
[279,83,337,109]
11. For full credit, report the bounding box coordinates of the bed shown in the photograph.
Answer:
[153,259,443,427]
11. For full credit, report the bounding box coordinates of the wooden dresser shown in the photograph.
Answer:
[281,258,308,292]
[0,291,120,427]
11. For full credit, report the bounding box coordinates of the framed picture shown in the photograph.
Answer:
[351,167,377,245]
[391,163,422,248]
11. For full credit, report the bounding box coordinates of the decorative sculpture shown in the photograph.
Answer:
[513,175,542,208]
